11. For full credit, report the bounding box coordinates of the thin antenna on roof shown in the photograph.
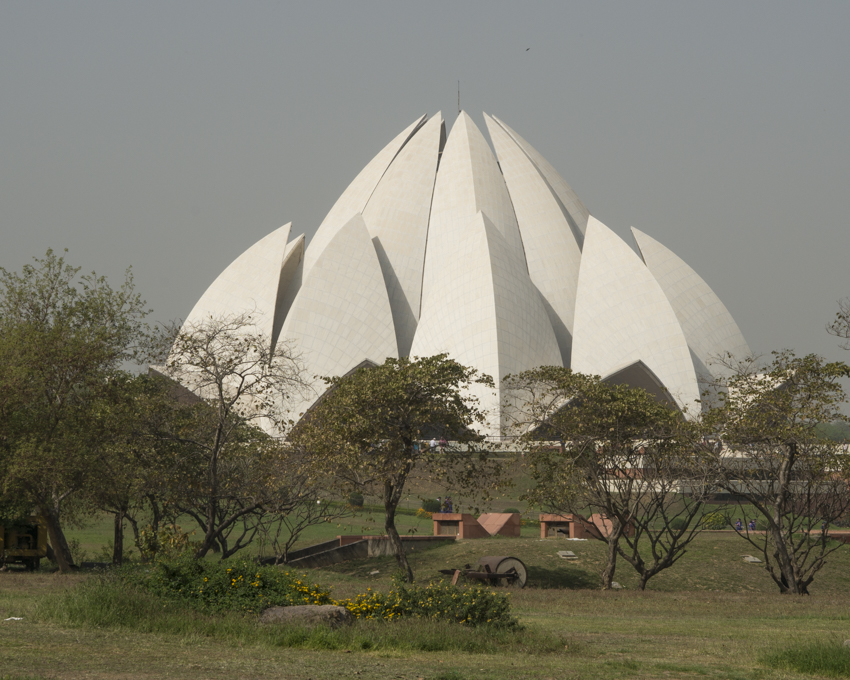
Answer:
[458,80,460,116]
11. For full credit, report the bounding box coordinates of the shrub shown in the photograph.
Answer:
[669,517,689,532]
[421,499,442,513]
[348,492,364,508]
[503,508,521,514]
[121,556,334,614]
[700,511,727,530]
[336,580,517,628]
[120,558,517,628]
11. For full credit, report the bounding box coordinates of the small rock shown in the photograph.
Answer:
[259,605,353,629]
[843,640,850,647]
[742,555,762,563]
[557,551,577,560]
[369,570,380,575]
[3,617,23,621]
[611,581,623,589]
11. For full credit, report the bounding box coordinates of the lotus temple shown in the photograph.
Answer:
[178,111,750,434]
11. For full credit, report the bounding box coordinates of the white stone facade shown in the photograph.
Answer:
[572,217,701,414]
[631,227,751,376]
[175,112,751,431]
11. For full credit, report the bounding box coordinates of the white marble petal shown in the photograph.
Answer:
[485,113,581,367]
[279,213,398,416]
[183,223,292,343]
[421,112,525,311]
[303,114,427,276]
[362,114,443,356]
[631,227,751,376]
[490,115,589,240]
[412,211,561,434]
[572,217,700,414]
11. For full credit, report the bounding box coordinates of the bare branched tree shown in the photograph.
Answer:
[827,297,850,350]
[505,366,712,590]
[703,350,850,594]
[153,312,314,559]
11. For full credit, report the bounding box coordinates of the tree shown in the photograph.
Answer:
[505,366,711,590]
[156,313,320,559]
[255,451,353,564]
[85,372,182,566]
[827,298,850,349]
[290,355,501,583]
[703,351,850,594]
[0,250,149,572]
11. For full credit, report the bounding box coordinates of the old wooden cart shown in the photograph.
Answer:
[439,555,528,588]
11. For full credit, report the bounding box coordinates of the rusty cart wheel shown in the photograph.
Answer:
[475,556,528,588]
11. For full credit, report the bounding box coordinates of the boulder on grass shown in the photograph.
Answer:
[259,605,353,629]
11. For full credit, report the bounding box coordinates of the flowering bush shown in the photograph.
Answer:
[125,556,334,614]
[336,581,517,628]
[700,511,728,530]
[125,558,517,627]
[415,508,433,520]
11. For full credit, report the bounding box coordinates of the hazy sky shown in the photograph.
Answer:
[2,2,849,373]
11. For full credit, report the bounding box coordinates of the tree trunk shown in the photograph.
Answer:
[195,527,217,559]
[41,505,74,573]
[127,515,140,554]
[770,529,801,594]
[385,501,413,583]
[601,534,619,589]
[112,509,125,567]
[771,442,804,594]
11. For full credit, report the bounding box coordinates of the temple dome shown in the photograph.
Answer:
[178,112,750,433]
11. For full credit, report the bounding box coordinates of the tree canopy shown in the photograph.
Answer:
[291,354,502,582]
[0,250,150,571]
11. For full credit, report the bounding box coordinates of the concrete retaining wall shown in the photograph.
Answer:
[286,535,455,569]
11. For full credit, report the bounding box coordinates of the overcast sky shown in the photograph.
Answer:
[2,2,849,376]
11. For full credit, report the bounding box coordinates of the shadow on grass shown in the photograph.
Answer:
[527,565,599,590]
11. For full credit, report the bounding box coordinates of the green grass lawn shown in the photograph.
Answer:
[3,532,850,679]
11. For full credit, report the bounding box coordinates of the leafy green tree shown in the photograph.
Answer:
[85,372,183,566]
[0,250,149,572]
[505,367,710,590]
[703,351,850,594]
[291,355,501,583]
